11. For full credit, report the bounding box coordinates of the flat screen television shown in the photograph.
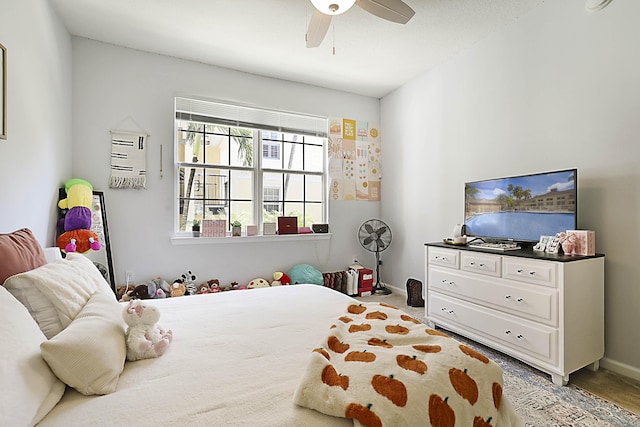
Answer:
[464,169,577,243]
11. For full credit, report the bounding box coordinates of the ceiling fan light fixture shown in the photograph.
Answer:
[310,0,356,16]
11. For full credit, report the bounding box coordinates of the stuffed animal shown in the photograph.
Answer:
[196,283,212,294]
[220,281,239,292]
[288,263,323,285]
[247,278,270,289]
[207,279,221,293]
[178,270,198,295]
[119,283,149,301]
[271,271,291,286]
[170,281,186,297]
[147,277,170,299]
[56,178,102,254]
[122,300,173,361]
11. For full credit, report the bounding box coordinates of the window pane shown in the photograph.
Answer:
[304,144,324,172]
[264,172,283,194]
[305,175,323,202]
[202,133,229,166]
[205,169,228,201]
[284,173,304,201]
[283,142,303,171]
[305,203,324,225]
[231,201,253,227]
[230,170,253,200]
[230,129,253,167]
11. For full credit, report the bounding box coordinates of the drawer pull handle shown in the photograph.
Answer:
[435,256,448,261]
[517,269,523,273]
[529,271,536,276]
[448,310,454,314]
[516,334,524,340]
[505,330,512,335]
[470,262,486,268]
[516,298,524,303]
[505,295,512,299]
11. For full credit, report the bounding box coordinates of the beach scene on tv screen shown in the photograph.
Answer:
[465,170,576,241]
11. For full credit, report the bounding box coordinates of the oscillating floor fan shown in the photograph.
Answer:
[358,219,393,295]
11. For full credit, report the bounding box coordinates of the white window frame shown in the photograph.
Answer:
[174,97,328,236]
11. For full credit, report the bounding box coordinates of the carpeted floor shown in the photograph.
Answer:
[357,290,640,426]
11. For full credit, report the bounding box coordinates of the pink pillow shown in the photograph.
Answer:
[0,228,47,285]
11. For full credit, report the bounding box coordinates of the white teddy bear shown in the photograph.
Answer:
[122,300,173,361]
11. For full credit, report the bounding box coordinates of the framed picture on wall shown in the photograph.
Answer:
[1,42,6,140]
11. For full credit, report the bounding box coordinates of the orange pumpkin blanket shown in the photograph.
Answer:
[294,302,505,427]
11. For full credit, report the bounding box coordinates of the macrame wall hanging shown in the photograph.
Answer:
[109,129,148,189]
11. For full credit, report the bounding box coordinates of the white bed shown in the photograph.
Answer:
[0,229,521,427]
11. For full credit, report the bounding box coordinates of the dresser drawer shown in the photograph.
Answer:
[428,247,459,269]
[428,293,557,363]
[461,252,501,277]
[503,257,557,288]
[429,267,558,326]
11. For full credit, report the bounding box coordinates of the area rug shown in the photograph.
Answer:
[436,328,640,426]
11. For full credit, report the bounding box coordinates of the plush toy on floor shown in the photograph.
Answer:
[123,300,173,361]
[247,278,270,289]
[271,271,291,286]
[175,270,198,295]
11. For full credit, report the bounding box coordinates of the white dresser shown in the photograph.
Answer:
[425,243,605,386]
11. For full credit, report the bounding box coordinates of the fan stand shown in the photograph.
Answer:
[373,250,392,295]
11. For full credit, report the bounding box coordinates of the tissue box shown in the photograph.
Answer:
[566,230,595,256]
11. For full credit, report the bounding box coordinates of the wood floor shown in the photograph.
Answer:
[356,290,640,416]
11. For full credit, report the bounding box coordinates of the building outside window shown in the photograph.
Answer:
[175,97,327,234]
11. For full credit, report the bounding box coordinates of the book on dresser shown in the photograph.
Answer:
[424,242,605,386]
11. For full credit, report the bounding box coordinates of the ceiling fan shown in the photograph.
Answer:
[306,0,415,48]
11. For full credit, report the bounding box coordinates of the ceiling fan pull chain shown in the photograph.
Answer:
[332,23,336,55]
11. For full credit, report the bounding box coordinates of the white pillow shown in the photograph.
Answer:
[41,291,126,395]
[4,252,113,338]
[0,286,65,426]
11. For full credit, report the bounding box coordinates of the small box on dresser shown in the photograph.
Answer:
[566,230,595,256]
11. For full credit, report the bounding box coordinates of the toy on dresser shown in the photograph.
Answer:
[123,300,173,361]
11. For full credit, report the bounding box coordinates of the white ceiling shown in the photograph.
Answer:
[50,0,546,98]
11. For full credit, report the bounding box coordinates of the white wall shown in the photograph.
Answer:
[380,1,640,379]
[71,38,380,288]
[0,0,72,243]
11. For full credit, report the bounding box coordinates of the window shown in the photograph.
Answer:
[175,97,328,234]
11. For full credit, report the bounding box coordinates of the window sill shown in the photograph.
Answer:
[170,233,332,245]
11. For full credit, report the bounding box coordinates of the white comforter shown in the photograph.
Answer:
[37,285,520,426]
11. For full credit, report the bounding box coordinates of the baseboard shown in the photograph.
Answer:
[384,282,405,296]
[599,357,640,382]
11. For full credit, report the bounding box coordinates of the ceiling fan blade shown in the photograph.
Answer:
[306,9,332,48]
[356,0,415,24]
